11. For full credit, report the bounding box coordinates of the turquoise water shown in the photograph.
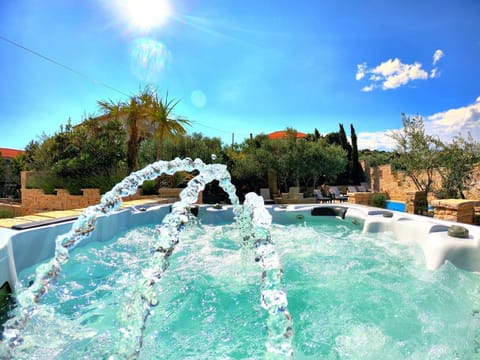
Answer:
[11,218,480,359]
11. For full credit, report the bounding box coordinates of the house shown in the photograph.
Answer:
[0,148,25,164]
[83,112,156,143]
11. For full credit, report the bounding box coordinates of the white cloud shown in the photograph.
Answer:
[356,63,367,80]
[381,61,428,89]
[361,84,375,92]
[425,96,480,142]
[371,58,403,77]
[432,49,444,66]
[358,97,480,150]
[356,50,444,91]
[430,49,444,78]
[357,131,398,150]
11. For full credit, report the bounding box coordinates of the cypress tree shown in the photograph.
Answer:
[338,124,352,161]
[350,124,364,184]
[338,124,352,183]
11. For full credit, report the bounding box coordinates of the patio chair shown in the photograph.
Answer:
[356,185,368,192]
[328,186,348,202]
[313,189,332,203]
[347,186,358,193]
[260,188,275,204]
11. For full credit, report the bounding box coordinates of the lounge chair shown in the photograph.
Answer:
[313,189,332,203]
[260,188,275,204]
[356,185,368,192]
[328,186,348,202]
[347,186,358,193]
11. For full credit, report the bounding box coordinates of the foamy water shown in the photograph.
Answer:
[8,219,480,359]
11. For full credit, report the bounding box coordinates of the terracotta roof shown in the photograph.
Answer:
[267,130,307,140]
[0,148,25,159]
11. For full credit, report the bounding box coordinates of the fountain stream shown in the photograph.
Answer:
[1,157,293,359]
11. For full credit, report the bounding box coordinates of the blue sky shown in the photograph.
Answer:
[1,0,479,151]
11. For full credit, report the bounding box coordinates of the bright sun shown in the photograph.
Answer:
[121,0,172,32]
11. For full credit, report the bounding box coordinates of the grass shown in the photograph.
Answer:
[0,209,13,219]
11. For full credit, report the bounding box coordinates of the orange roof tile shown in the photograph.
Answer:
[0,148,25,159]
[267,130,307,140]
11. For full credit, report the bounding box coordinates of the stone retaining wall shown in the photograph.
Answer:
[365,162,480,203]
[347,190,428,215]
[347,192,371,206]
[405,191,428,215]
[431,199,480,224]
[0,203,23,217]
[20,187,199,215]
[20,171,203,215]
[21,188,102,215]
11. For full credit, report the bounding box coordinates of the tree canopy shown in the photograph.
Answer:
[98,86,191,172]
[390,113,480,201]
[16,87,480,205]
[25,118,127,194]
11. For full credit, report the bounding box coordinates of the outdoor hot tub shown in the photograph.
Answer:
[2,155,480,358]
[2,202,479,294]
[1,202,480,358]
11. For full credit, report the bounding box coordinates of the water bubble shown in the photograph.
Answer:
[5,156,292,358]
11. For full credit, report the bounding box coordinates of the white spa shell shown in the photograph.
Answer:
[1,203,480,292]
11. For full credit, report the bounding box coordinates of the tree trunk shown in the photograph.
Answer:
[126,123,139,173]
[156,127,164,161]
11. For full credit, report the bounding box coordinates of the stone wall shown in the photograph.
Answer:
[20,171,203,215]
[20,171,100,215]
[0,203,23,217]
[405,191,427,215]
[365,162,480,202]
[21,187,102,215]
[431,199,480,224]
[347,192,371,206]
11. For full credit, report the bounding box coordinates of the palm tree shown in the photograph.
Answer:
[98,87,190,171]
[98,88,152,173]
[149,92,191,160]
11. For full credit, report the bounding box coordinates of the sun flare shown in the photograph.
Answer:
[120,0,172,32]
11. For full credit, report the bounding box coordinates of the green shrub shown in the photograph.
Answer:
[370,193,387,208]
[141,180,157,195]
[26,169,127,195]
[26,172,56,194]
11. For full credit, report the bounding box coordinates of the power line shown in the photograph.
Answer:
[193,122,248,137]
[1,34,250,138]
[0,35,130,97]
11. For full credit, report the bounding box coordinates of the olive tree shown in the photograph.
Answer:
[390,113,480,201]
[389,114,442,201]
[303,140,348,189]
[436,134,480,199]
[28,118,127,194]
[139,132,223,166]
